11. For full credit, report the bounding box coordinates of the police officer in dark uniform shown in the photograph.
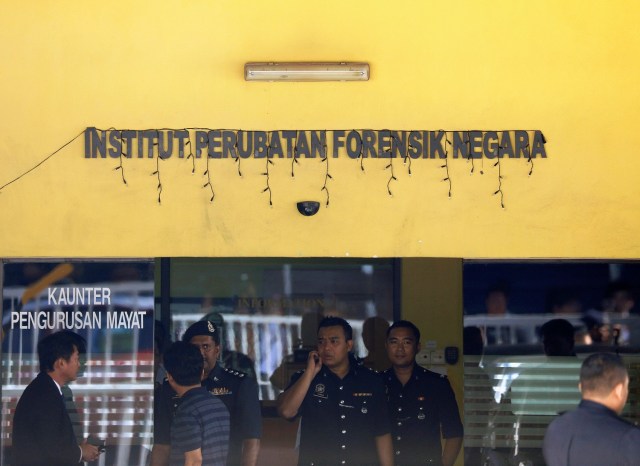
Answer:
[543,352,640,465]
[382,320,463,466]
[151,320,262,466]
[278,316,394,466]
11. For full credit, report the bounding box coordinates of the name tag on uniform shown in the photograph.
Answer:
[211,387,232,396]
[352,392,373,397]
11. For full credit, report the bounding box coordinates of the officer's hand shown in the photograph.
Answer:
[307,350,322,376]
[80,439,101,462]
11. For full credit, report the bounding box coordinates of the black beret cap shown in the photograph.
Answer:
[182,320,220,344]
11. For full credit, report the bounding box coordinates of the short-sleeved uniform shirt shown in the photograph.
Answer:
[543,399,640,466]
[156,364,262,466]
[382,365,463,466]
[169,387,230,466]
[288,362,391,466]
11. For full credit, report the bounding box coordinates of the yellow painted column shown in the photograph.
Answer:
[401,258,464,464]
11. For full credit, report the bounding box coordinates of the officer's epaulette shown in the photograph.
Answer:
[418,365,449,379]
[223,367,246,378]
[353,357,379,374]
[362,365,379,374]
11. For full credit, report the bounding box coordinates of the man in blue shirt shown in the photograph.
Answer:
[163,341,230,466]
[152,321,261,466]
[543,352,640,465]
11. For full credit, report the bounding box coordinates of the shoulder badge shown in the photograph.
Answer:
[223,367,247,378]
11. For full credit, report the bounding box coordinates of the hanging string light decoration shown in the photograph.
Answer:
[493,159,505,208]
[465,131,476,176]
[202,133,215,203]
[355,130,365,172]
[526,130,543,176]
[261,132,274,206]
[494,133,505,209]
[405,131,416,176]
[233,131,242,177]
[525,141,533,176]
[186,144,195,174]
[113,128,127,185]
[0,127,545,212]
[384,130,397,196]
[151,144,163,205]
[291,130,301,178]
[184,132,195,175]
[320,143,332,206]
[440,130,452,198]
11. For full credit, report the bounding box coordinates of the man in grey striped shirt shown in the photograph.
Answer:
[164,341,230,466]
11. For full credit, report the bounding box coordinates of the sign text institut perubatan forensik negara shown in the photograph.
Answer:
[84,128,547,160]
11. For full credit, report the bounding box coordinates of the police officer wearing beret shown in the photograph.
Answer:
[382,320,463,466]
[543,352,640,465]
[151,320,262,466]
[278,316,394,466]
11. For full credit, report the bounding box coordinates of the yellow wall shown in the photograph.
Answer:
[402,258,464,407]
[1,0,640,259]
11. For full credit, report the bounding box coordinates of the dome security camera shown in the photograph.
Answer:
[297,201,320,216]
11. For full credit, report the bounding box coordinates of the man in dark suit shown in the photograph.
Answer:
[12,331,101,466]
[543,352,640,465]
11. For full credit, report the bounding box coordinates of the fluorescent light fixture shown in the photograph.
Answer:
[244,62,369,82]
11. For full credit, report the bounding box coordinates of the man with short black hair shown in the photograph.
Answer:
[278,316,393,466]
[152,320,261,466]
[12,331,101,466]
[543,352,640,465]
[382,320,463,466]
[163,341,230,466]
[540,318,576,357]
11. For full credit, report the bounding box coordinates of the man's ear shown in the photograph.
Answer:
[614,381,625,400]
[416,342,422,354]
[53,357,65,371]
[347,339,354,352]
